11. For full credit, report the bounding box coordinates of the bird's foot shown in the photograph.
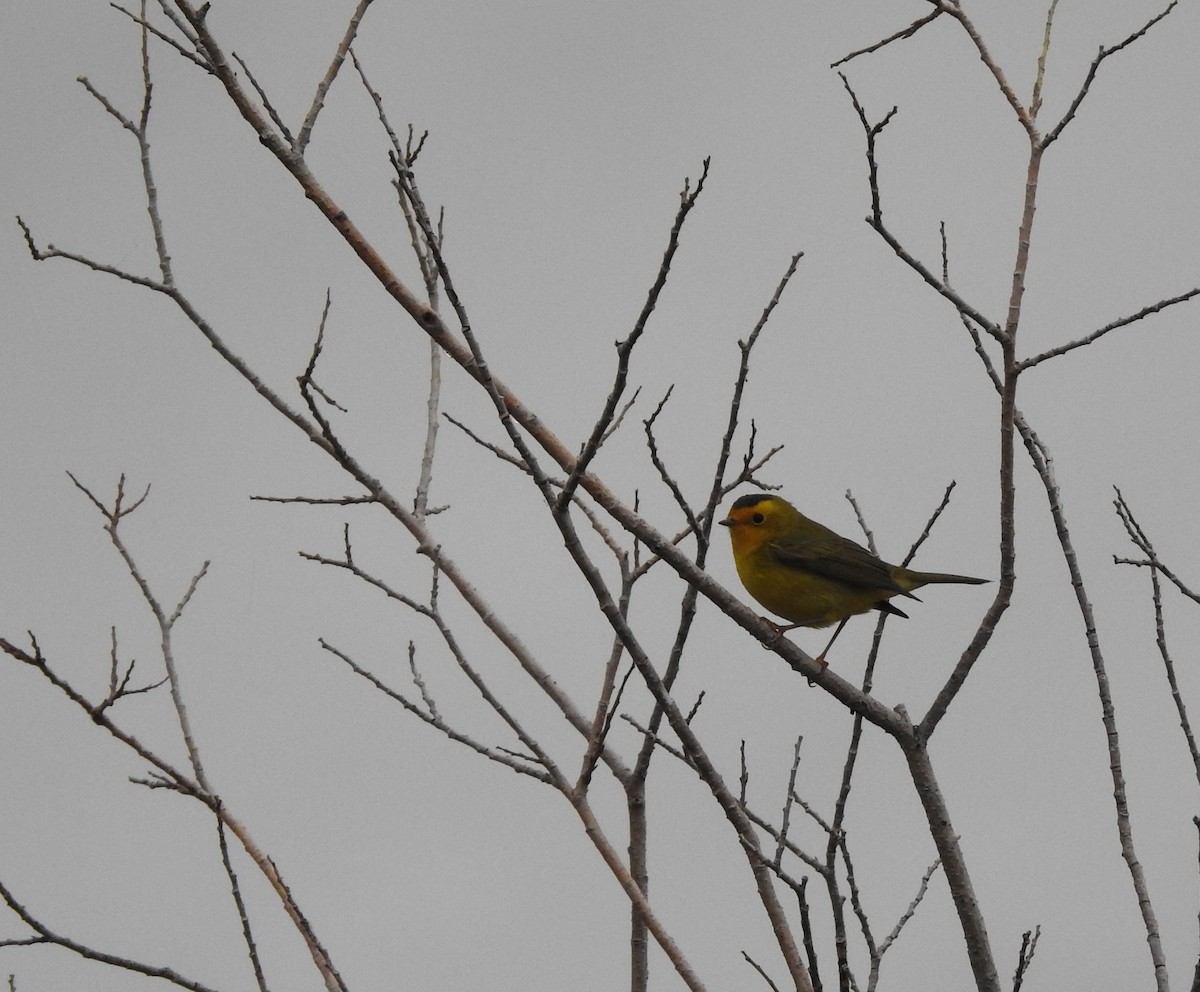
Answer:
[760,618,798,647]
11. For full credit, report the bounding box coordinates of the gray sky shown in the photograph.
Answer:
[3,1,1200,989]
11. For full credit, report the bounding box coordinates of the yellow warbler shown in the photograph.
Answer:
[720,493,986,665]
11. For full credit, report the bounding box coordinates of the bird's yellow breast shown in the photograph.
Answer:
[731,537,891,628]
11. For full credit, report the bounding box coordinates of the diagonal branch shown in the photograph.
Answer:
[831,9,944,68]
[1042,2,1178,148]
[1018,288,1200,370]
[0,877,219,992]
[933,1,1035,138]
[1114,489,1200,791]
[838,74,1006,346]
[296,0,375,154]
[558,159,710,511]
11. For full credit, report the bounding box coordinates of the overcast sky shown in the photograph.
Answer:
[3,2,1200,990]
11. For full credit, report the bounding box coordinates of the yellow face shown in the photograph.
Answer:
[720,494,795,558]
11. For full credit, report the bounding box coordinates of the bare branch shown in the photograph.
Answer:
[622,713,690,765]
[831,9,944,68]
[67,475,214,792]
[213,816,269,992]
[16,216,168,291]
[0,633,204,799]
[742,951,784,992]
[298,290,349,412]
[1029,0,1060,120]
[350,48,406,157]
[319,639,552,783]
[558,159,711,511]
[773,735,804,867]
[942,221,1004,393]
[406,640,440,722]
[839,835,878,965]
[935,2,1035,137]
[168,561,210,626]
[250,493,376,505]
[152,0,203,52]
[1004,431,1168,989]
[1114,489,1200,790]
[164,5,890,727]
[1018,288,1200,371]
[901,735,999,990]
[0,878,218,991]
[1043,2,1178,147]
[644,386,700,537]
[232,51,294,145]
[838,74,1006,345]
[97,627,168,714]
[897,480,958,569]
[296,0,376,154]
[576,574,634,793]
[741,806,826,877]
[1011,926,1041,992]
[710,252,801,512]
[878,856,942,957]
[109,2,212,71]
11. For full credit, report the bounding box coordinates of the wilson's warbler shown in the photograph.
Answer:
[720,493,987,665]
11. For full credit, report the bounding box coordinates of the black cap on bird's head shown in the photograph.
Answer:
[729,493,773,512]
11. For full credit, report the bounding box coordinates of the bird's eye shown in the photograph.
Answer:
[751,512,765,525]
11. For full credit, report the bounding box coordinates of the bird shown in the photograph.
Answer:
[719,492,987,667]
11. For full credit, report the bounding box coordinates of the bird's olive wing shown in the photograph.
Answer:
[768,533,905,592]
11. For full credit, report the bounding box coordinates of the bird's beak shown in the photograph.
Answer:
[718,517,732,528]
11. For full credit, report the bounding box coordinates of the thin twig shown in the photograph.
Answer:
[320,639,551,782]
[1029,0,1060,120]
[296,0,375,154]
[109,2,212,70]
[644,386,700,537]
[838,74,1005,345]
[232,51,294,144]
[351,54,444,516]
[621,714,690,765]
[774,735,804,867]
[831,9,944,68]
[1043,2,1178,148]
[897,481,958,569]
[1018,288,1200,370]
[0,878,218,992]
[1014,432,1168,989]
[934,1,1035,137]
[1011,926,1041,992]
[214,815,269,992]
[878,857,942,957]
[742,951,784,992]
[558,159,711,511]
[1114,489,1200,789]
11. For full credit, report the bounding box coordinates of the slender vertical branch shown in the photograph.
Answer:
[1114,489,1200,790]
[1029,0,1060,120]
[1018,432,1168,990]
[901,732,999,992]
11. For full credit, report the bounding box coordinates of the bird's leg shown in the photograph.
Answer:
[813,618,850,669]
[760,617,832,676]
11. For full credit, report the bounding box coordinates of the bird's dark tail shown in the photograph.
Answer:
[906,570,989,588]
